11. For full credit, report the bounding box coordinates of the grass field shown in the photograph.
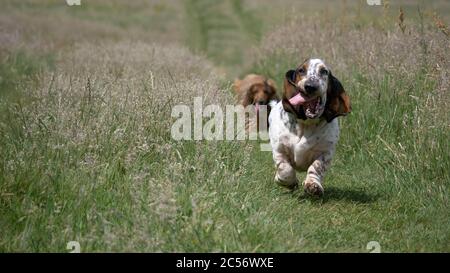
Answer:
[0,0,449,252]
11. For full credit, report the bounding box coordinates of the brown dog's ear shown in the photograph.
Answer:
[233,78,252,107]
[323,73,351,122]
[265,78,279,100]
[266,79,277,91]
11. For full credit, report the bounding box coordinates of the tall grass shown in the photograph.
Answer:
[0,0,449,252]
[0,42,246,251]
[184,0,265,70]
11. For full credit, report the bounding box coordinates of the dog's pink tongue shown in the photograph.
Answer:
[289,93,309,106]
[255,102,260,113]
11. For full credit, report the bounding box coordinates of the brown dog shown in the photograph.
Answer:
[233,74,278,108]
[233,74,279,133]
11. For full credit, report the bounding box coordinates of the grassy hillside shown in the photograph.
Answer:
[0,0,449,252]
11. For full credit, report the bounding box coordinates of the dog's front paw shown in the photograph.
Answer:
[275,162,298,190]
[275,175,299,190]
[303,179,324,197]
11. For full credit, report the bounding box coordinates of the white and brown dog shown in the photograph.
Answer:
[268,59,351,196]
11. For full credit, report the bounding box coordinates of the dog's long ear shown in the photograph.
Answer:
[233,78,253,107]
[265,78,279,100]
[323,73,351,122]
[282,70,299,115]
[285,69,296,87]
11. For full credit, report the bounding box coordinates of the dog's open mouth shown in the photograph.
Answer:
[289,92,324,119]
[304,96,322,118]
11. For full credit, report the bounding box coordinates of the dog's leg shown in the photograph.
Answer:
[275,161,298,189]
[273,150,298,189]
[303,153,333,196]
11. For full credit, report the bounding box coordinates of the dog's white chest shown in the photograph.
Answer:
[269,103,340,172]
[291,121,326,170]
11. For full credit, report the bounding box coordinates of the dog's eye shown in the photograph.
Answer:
[298,68,306,74]
[320,68,328,76]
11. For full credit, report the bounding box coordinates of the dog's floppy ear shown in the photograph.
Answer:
[323,73,351,122]
[285,69,296,87]
[282,69,302,116]
[266,78,277,91]
[265,78,279,100]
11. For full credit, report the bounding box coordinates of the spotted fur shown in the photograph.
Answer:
[269,59,351,196]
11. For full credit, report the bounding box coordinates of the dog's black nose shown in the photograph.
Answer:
[258,100,267,105]
[304,83,318,94]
